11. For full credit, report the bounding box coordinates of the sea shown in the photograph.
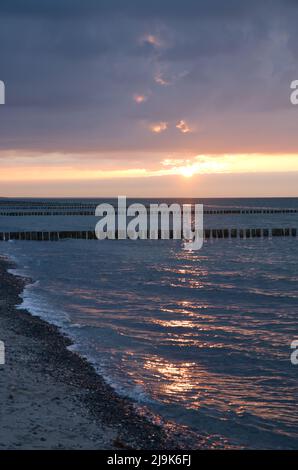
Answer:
[0,197,297,449]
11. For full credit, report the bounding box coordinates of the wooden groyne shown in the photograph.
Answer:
[0,208,298,217]
[0,228,296,241]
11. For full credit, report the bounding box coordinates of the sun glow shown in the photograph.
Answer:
[1,152,298,186]
[164,158,228,178]
[180,166,197,177]
[162,154,298,178]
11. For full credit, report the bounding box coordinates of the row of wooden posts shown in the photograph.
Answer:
[0,209,298,217]
[0,228,296,241]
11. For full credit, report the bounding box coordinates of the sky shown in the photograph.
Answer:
[0,0,298,197]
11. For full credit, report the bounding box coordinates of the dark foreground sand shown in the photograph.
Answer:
[0,256,226,450]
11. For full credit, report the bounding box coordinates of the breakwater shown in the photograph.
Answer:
[0,227,296,241]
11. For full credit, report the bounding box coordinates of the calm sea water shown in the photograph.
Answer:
[0,198,298,449]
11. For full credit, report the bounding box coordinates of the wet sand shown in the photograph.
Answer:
[0,256,221,450]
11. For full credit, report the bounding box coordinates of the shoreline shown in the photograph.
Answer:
[0,255,221,450]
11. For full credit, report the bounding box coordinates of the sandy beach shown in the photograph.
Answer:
[0,255,218,450]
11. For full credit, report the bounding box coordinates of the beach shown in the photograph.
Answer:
[0,255,218,450]
[0,197,297,449]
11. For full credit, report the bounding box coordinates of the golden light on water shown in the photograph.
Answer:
[143,358,197,397]
[141,354,294,423]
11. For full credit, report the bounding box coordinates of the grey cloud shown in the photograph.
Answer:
[0,1,298,154]
[0,1,289,20]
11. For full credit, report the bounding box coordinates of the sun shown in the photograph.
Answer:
[180,165,196,177]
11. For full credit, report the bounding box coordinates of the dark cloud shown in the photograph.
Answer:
[0,1,298,154]
[0,1,275,18]
[0,1,295,20]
